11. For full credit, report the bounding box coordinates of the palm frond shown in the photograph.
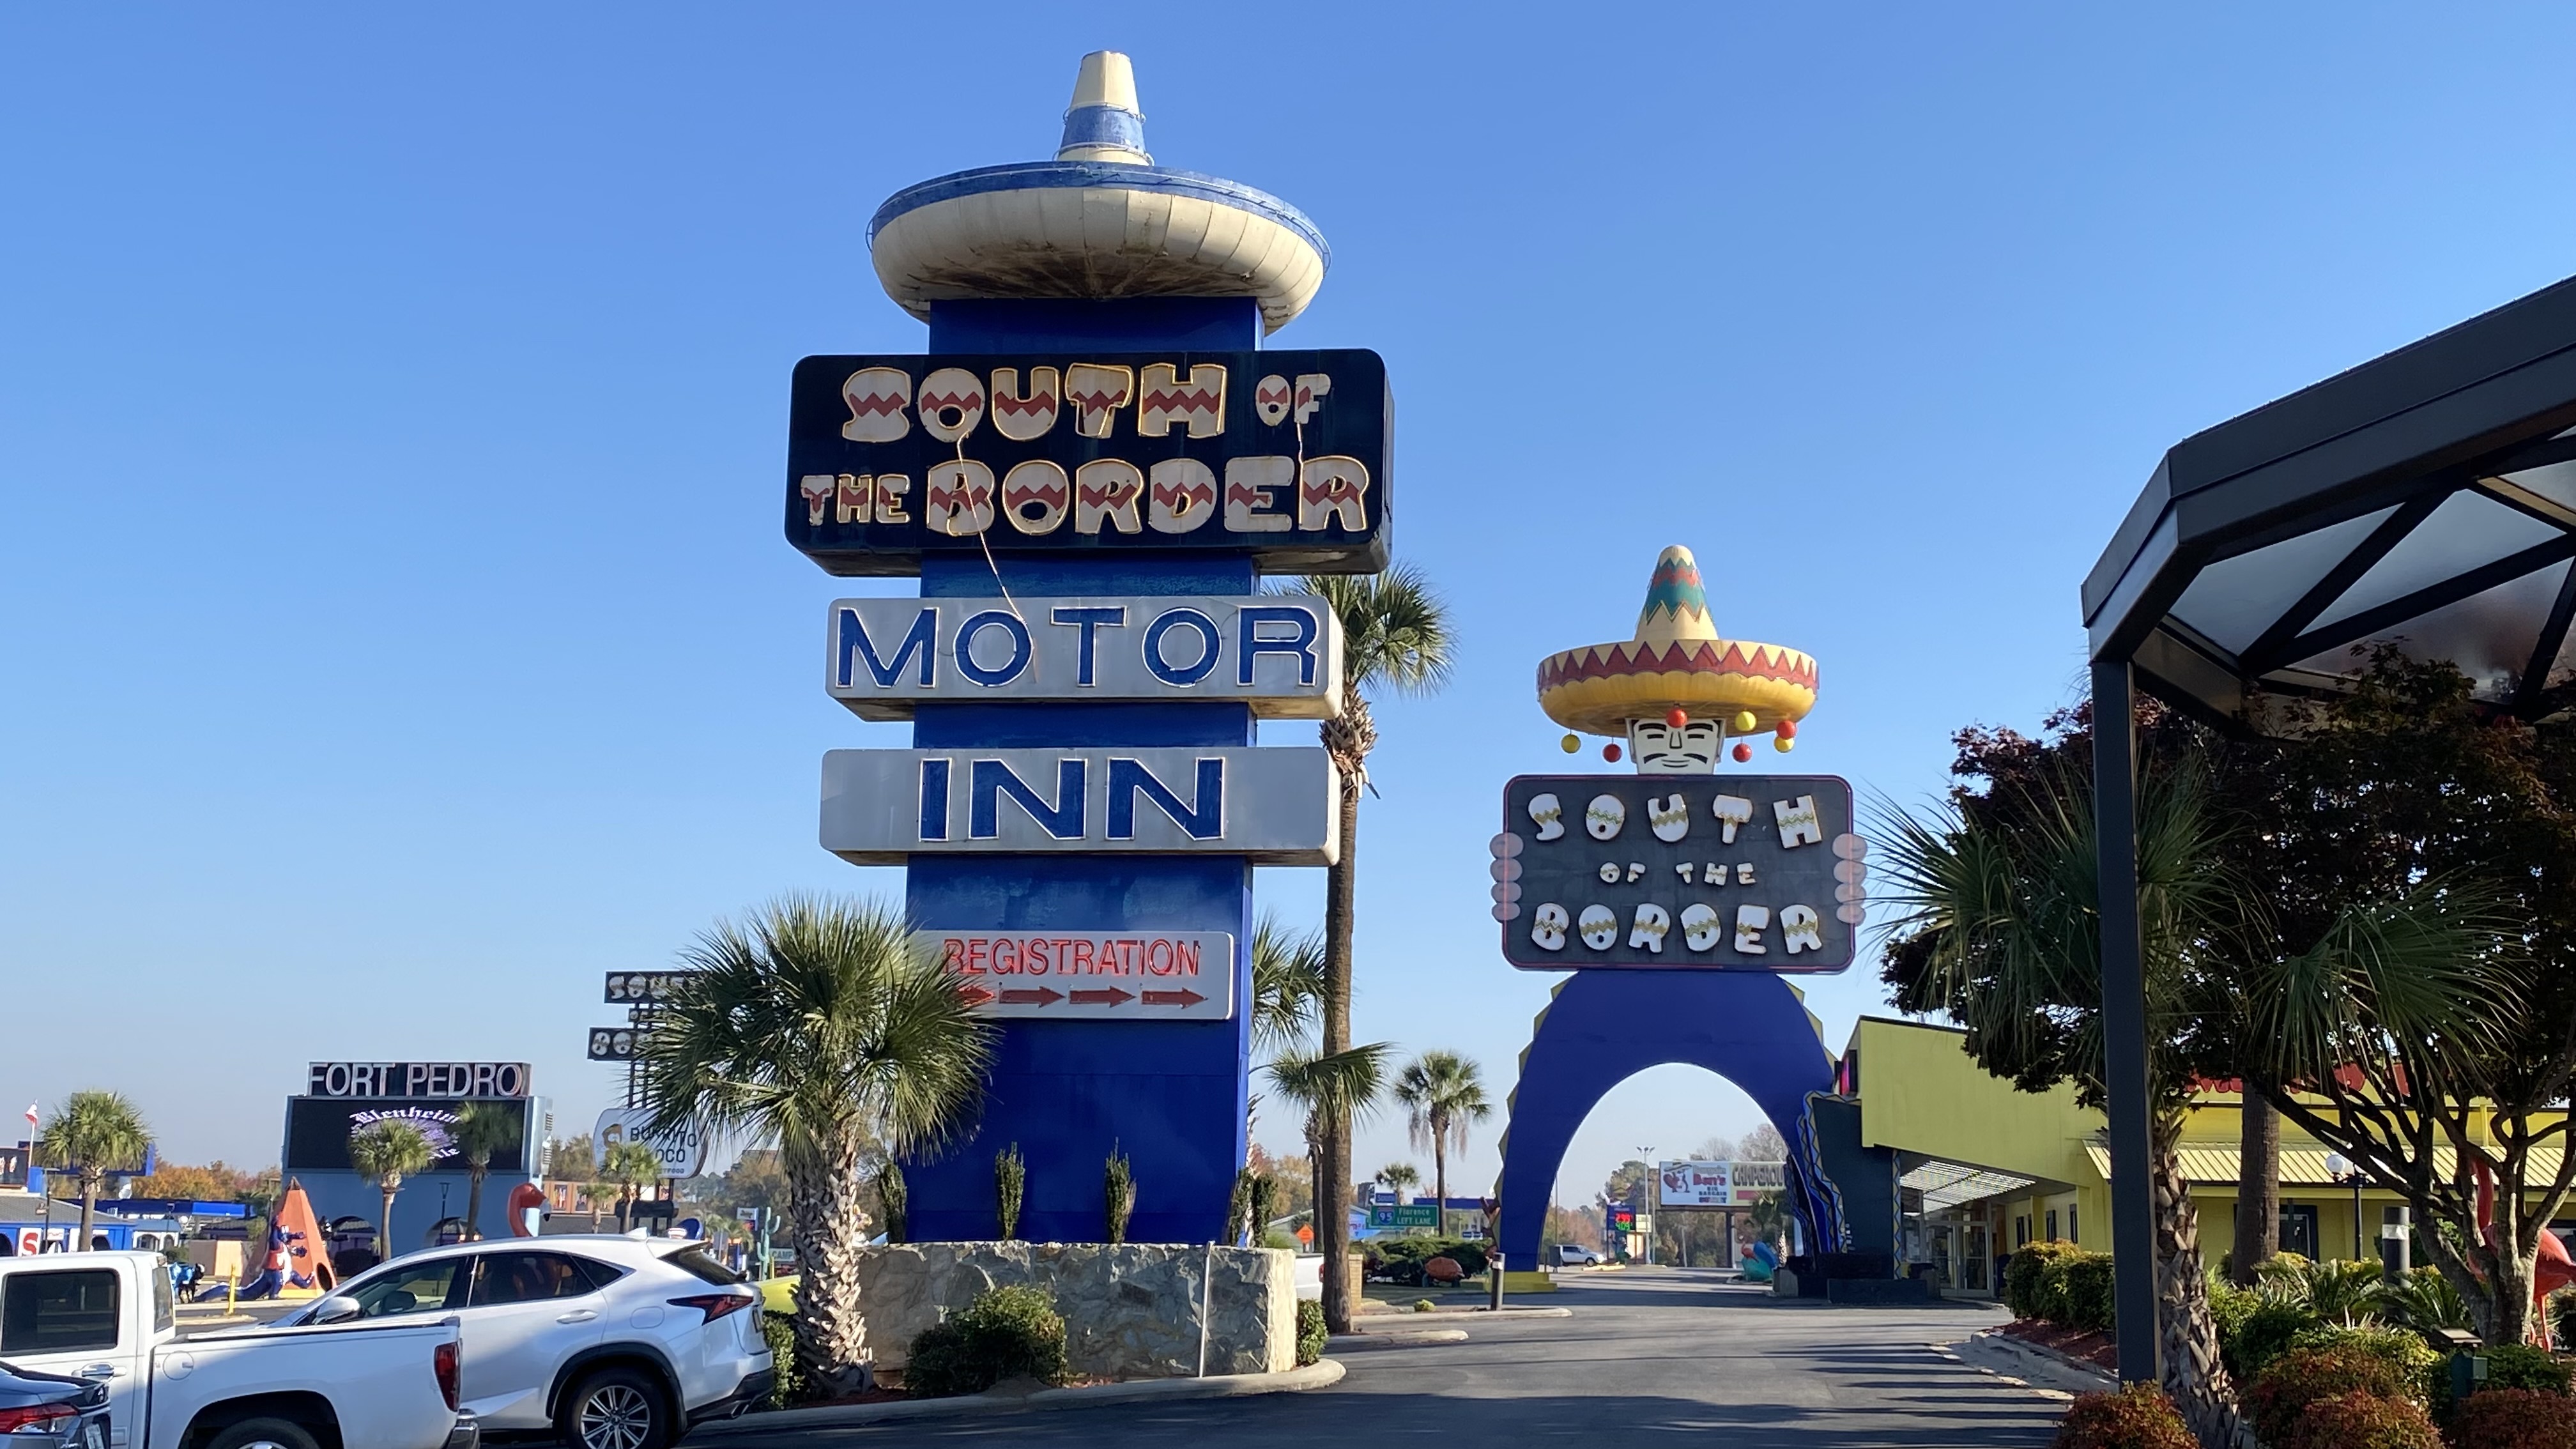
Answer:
[1264,1043,1393,1140]
[1297,564,1455,696]
[1250,913,1326,1055]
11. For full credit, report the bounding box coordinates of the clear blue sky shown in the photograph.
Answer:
[7,4,2575,1211]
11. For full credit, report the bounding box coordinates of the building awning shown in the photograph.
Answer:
[1901,1162,2038,1212]
[2081,1142,2563,1188]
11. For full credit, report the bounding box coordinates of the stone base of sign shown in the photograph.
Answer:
[696,1360,1345,1435]
[856,1242,1294,1378]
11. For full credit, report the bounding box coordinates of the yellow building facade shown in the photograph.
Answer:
[1841,1016,2561,1295]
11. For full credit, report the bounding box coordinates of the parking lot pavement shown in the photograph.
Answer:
[702,1268,2068,1448]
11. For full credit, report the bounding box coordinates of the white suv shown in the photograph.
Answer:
[275,1236,772,1449]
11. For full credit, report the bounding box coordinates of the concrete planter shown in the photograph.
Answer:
[854,1242,1294,1379]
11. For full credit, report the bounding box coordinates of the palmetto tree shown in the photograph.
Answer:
[450,1101,521,1241]
[1250,913,1326,1057]
[1392,1050,1491,1232]
[601,1142,664,1234]
[1264,1043,1392,1269]
[1880,756,2514,1446]
[1376,1163,1420,1204]
[635,896,992,1398]
[34,1091,150,1252]
[1296,563,1454,1333]
[347,1119,436,1259]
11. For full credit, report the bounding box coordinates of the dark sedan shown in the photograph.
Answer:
[0,1361,108,1449]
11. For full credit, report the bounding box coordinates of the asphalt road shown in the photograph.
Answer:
[705,1269,2069,1448]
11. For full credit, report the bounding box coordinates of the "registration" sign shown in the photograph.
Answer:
[827,595,1342,719]
[917,930,1235,1022]
[822,747,1338,865]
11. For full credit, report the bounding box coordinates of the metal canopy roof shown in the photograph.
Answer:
[2083,273,2576,719]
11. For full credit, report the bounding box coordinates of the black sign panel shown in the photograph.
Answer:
[785,349,1390,576]
[1497,774,1860,973]
[586,1026,641,1061]
[604,970,695,1004]
[283,1098,532,1173]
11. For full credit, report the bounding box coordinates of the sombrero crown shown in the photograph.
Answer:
[1536,542,1819,737]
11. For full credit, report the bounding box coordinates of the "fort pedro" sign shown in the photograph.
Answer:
[785,349,1390,575]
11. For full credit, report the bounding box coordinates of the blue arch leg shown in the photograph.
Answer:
[1495,970,1841,1269]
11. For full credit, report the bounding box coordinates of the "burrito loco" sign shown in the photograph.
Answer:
[785,349,1390,574]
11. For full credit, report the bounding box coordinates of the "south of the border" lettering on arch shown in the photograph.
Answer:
[821,746,1338,865]
[825,595,1343,719]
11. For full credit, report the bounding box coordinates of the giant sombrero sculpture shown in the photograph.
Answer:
[1537,545,1818,772]
[868,52,1329,334]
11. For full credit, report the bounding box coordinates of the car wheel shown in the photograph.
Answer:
[556,1367,670,1449]
[205,1418,322,1449]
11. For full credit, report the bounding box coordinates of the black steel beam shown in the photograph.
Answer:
[2254,534,2576,673]
[2515,563,2576,717]
[2091,659,2163,1386]
[2236,493,2446,672]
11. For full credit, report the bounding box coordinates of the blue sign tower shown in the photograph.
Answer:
[787,54,1385,1244]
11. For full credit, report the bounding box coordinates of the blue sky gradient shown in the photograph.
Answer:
[7,3,2575,1208]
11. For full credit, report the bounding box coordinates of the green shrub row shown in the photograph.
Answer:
[2005,1240,2114,1335]
[1365,1236,1490,1284]
[906,1284,1070,1398]
[1294,1299,1327,1367]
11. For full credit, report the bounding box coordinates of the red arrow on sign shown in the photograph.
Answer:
[957,985,996,1007]
[999,988,1062,1006]
[1070,988,1134,1006]
[1142,988,1206,1008]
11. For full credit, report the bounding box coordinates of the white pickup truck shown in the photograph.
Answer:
[0,1252,475,1449]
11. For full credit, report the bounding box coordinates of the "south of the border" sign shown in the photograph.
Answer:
[785,349,1390,575]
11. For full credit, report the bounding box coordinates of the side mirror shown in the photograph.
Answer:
[311,1297,362,1325]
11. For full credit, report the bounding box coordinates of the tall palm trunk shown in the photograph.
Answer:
[77,1174,100,1253]
[464,1167,487,1243]
[2230,1085,2278,1285]
[784,1133,874,1397]
[2151,1138,2249,1448]
[1430,1126,1447,1236]
[379,1183,398,1257]
[1318,753,1364,1333]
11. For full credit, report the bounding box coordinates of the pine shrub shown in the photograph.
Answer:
[2248,1344,2419,1447]
[994,1144,1025,1241]
[1294,1299,1327,1367]
[2048,1384,2195,1449]
[1225,1169,1255,1247]
[2279,1391,2440,1449]
[875,1160,907,1245]
[1103,1146,1133,1246]
[904,1284,1068,1397]
[2449,1387,2576,1449]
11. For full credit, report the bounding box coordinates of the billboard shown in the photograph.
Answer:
[1658,1160,1786,1209]
[1497,775,1861,972]
[785,350,1392,576]
[283,1097,533,1174]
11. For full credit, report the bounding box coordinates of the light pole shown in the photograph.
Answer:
[2326,1153,2363,1262]
[1636,1147,1657,1266]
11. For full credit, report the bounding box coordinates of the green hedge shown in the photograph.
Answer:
[905,1285,1069,1397]
[1294,1300,1327,1367]
[2060,1253,2116,1337]
[2004,1240,2083,1322]
[1366,1236,1489,1285]
[758,1312,802,1407]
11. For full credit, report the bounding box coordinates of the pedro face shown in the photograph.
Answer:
[1627,717,1724,774]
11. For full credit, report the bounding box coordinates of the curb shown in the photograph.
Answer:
[1368,1306,1572,1324]
[1327,1328,1469,1350]
[698,1358,1347,1431]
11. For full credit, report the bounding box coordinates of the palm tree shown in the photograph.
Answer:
[1296,562,1455,1332]
[450,1101,521,1241]
[34,1092,150,1252]
[348,1119,436,1259]
[1264,1042,1392,1291]
[1376,1163,1420,1205]
[1392,1050,1492,1234]
[601,1142,664,1234]
[1880,756,2513,1446]
[634,895,993,1399]
[1250,913,1326,1056]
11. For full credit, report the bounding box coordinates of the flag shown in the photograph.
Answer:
[20,1104,34,1130]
